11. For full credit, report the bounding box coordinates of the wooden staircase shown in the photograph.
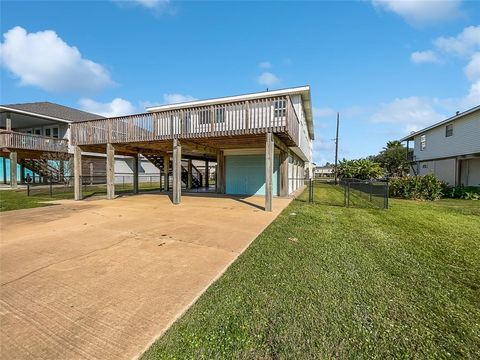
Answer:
[20,159,65,182]
[143,154,203,188]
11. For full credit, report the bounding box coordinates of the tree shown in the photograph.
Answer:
[375,140,409,177]
[336,158,384,180]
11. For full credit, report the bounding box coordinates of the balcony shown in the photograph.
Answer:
[0,130,69,153]
[71,95,301,148]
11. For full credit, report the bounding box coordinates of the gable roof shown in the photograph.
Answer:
[0,102,103,123]
[146,86,314,139]
[400,104,480,141]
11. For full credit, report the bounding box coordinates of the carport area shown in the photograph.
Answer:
[0,194,291,360]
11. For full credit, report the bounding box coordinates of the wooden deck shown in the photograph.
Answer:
[71,96,300,149]
[0,131,68,154]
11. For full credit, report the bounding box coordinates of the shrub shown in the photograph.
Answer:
[336,159,384,180]
[442,185,480,200]
[389,174,444,201]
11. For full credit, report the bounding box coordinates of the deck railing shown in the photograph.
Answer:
[0,131,69,153]
[71,96,300,146]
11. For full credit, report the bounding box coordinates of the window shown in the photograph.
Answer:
[420,134,426,151]
[274,100,286,118]
[44,128,51,137]
[422,164,428,169]
[446,124,453,137]
[52,127,59,138]
[199,108,225,124]
[199,110,210,125]
[216,107,225,123]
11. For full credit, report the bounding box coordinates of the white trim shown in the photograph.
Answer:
[0,106,72,124]
[400,105,480,142]
[145,86,310,112]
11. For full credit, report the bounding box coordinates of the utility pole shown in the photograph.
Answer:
[334,112,340,185]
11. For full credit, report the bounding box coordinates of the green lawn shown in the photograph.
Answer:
[143,185,480,359]
[0,183,163,212]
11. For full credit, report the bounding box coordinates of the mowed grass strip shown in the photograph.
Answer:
[142,185,480,359]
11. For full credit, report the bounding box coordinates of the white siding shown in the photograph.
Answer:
[412,110,480,160]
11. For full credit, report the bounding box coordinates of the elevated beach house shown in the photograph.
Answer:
[70,86,314,211]
[400,104,480,186]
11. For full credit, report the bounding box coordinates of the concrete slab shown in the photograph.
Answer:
[0,194,291,360]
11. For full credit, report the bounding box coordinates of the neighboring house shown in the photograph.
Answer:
[70,86,314,211]
[400,105,480,187]
[0,102,160,186]
[314,165,334,178]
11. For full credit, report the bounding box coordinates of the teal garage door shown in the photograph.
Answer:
[225,155,279,196]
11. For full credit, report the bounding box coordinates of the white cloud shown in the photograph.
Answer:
[464,53,480,82]
[371,0,462,25]
[313,107,336,118]
[79,98,136,117]
[434,25,480,56]
[0,26,114,93]
[113,0,171,13]
[163,93,197,104]
[411,50,440,64]
[257,72,280,87]
[259,61,271,69]
[371,96,446,133]
[134,0,169,9]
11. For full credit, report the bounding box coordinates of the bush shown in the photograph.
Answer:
[336,159,384,180]
[389,174,444,201]
[442,185,480,200]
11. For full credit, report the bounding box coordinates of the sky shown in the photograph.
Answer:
[1,0,479,165]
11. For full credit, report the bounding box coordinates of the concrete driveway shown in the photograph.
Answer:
[0,194,291,360]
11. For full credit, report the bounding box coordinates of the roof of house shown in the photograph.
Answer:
[0,102,103,123]
[145,85,314,139]
[400,104,480,142]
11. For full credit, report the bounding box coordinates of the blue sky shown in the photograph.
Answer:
[1,0,479,164]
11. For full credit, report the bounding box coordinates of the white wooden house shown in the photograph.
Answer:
[400,105,480,186]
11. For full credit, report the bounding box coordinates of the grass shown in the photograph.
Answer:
[142,185,480,359]
[0,182,163,212]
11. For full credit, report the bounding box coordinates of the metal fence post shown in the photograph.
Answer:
[27,183,30,196]
[385,182,389,209]
[347,182,350,208]
[343,182,346,207]
[49,178,53,197]
[309,178,313,203]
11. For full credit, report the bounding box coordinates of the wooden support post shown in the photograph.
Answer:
[265,132,274,211]
[163,154,170,191]
[6,113,11,131]
[279,150,289,197]
[216,150,225,194]
[172,138,181,204]
[9,151,17,189]
[106,143,115,199]
[187,159,193,189]
[205,160,209,188]
[74,146,82,200]
[133,154,139,194]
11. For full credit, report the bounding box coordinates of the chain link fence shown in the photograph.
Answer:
[297,178,389,209]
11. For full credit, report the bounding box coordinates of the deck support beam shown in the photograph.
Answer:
[74,146,82,200]
[172,138,181,204]
[9,151,17,189]
[279,149,289,197]
[163,154,170,191]
[106,143,115,200]
[216,150,225,194]
[133,154,139,194]
[187,159,193,189]
[265,132,274,212]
